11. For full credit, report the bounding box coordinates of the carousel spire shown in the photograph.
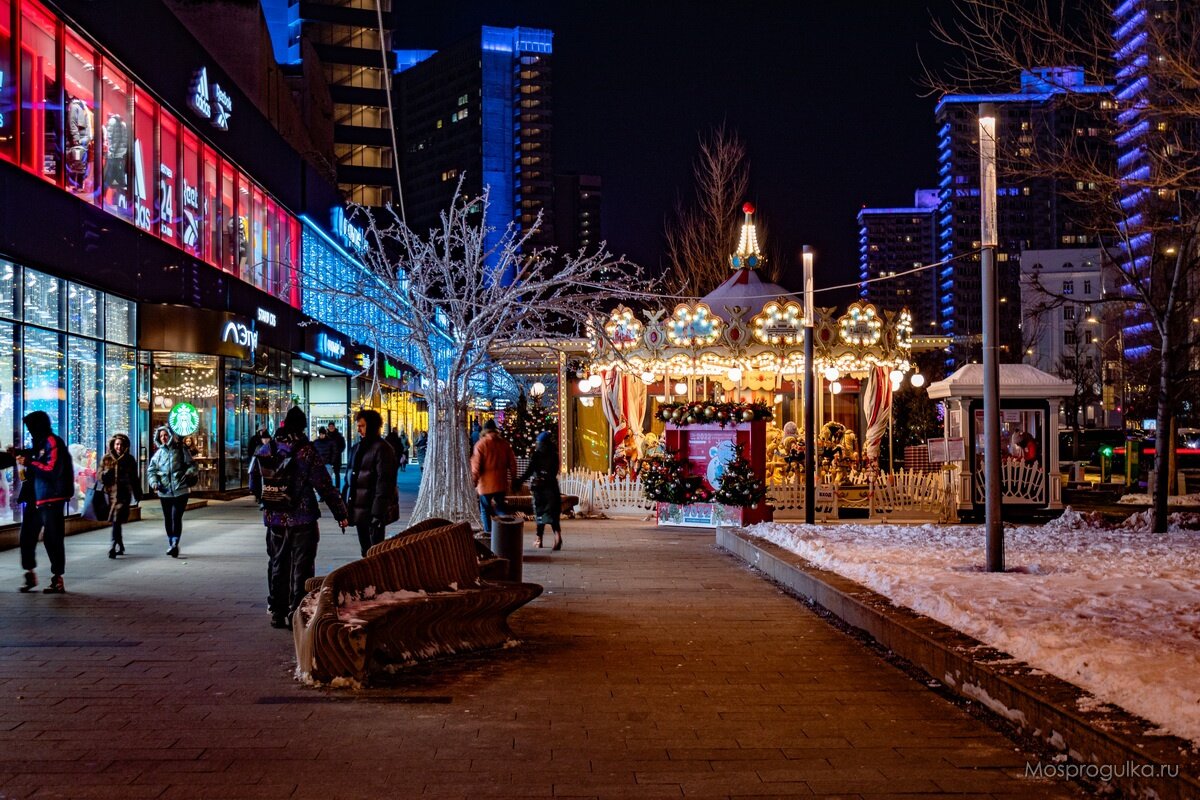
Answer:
[729,202,763,270]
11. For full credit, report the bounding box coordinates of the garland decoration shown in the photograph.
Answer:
[641,449,712,505]
[657,401,773,428]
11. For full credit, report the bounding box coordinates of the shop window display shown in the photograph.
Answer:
[63,30,96,200]
[158,112,178,241]
[0,321,15,523]
[150,353,219,492]
[104,293,134,345]
[220,161,236,274]
[0,0,15,163]
[179,129,201,257]
[203,143,218,266]
[19,0,60,183]
[104,344,135,450]
[23,326,64,443]
[132,87,156,232]
[100,57,131,218]
[68,281,98,337]
[24,267,63,329]
[0,259,16,319]
[66,335,101,514]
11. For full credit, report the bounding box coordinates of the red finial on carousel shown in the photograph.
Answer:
[742,202,755,215]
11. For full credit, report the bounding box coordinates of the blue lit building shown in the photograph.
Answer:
[935,68,1111,367]
[857,189,938,328]
[395,26,555,270]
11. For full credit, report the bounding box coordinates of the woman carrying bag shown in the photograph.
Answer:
[146,426,197,558]
[517,431,563,551]
[99,433,141,559]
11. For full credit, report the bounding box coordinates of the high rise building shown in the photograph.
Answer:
[554,174,602,255]
[935,67,1111,366]
[261,0,398,207]
[857,189,938,330]
[394,26,554,262]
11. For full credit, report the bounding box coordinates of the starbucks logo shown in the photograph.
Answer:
[169,402,200,437]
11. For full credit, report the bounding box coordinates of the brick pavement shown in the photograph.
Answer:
[0,472,1082,799]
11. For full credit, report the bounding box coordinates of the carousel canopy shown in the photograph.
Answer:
[926,364,1074,400]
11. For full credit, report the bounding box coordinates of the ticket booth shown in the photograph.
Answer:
[926,364,1073,516]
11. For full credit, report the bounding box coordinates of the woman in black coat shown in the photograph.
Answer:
[518,431,563,550]
[100,433,141,559]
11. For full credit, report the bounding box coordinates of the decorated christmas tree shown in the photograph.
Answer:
[501,390,558,457]
[712,445,767,507]
[642,449,711,505]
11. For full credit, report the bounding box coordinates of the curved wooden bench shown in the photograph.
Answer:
[367,517,509,581]
[504,485,580,519]
[293,521,542,684]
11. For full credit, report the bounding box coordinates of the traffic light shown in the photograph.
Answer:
[1100,445,1114,482]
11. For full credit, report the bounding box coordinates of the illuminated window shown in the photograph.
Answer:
[158,112,178,240]
[180,129,201,258]
[20,0,60,183]
[0,0,14,163]
[63,29,96,200]
[132,87,156,232]
[1062,280,1074,295]
[100,57,132,218]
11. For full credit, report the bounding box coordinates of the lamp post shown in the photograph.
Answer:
[979,103,1004,572]
[803,245,816,524]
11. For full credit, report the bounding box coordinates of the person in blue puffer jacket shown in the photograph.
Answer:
[146,425,197,558]
[5,411,75,593]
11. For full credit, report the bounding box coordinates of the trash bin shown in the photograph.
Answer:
[491,515,524,582]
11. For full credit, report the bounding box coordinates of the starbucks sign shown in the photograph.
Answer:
[169,402,200,437]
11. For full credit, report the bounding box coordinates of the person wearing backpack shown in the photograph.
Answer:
[146,426,197,558]
[250,406,348,630]
[343,409,399,556]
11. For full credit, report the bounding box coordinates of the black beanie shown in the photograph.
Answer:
[282,406,307,435]
[23,410,52,440]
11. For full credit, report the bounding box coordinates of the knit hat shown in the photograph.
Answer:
[482,419,498,433]
[282,406,308,435]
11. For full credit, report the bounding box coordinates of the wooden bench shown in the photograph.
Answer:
[293,521,542,684]
[504,485,580,519]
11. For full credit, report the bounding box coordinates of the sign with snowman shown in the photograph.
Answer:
[657,419,773,528]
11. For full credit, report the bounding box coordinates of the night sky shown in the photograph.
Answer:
[396,1,960,303]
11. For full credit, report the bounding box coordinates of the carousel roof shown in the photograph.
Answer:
[702,203,787,321]
[926,363,1074,400]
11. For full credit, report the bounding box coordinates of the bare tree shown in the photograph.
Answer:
[664,124,751,294]
[930,0,1200,531]
[312,182,646,525]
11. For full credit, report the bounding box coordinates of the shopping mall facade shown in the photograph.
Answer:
[0,0,429,522]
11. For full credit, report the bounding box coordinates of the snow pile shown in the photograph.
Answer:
[1119,492,1200,506]
[745,510,1200,745]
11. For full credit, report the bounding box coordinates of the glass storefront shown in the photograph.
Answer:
[294,361,349,438]
[0,259,137,523]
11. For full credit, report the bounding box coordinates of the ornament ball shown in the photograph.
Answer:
[704,406,716,418]
[741,410,754,421]
[685,415,696,424]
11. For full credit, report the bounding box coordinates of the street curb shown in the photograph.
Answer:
[716,525,1199,800]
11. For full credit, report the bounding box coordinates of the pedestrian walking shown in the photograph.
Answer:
[345,410,400,556]
[517,430,563,550]
[397,429,410,472]
[312,428,335,482]
[470,419,517,535]
[146,425,197,558]
[250,407,348,629]
[4,411,74,593]
[326,422,346,489]
[99,433,141,559]
[414,430,427,464]
[248,428,273,502]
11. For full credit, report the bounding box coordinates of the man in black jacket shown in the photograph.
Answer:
[343,410,399,556]
[326,422,346,490]
[7,412,75,593]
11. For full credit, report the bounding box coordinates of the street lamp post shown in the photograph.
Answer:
[803,246,816,525]
[979,103,1004,572]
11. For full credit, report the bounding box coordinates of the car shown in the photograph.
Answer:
[1058,428,1129,468]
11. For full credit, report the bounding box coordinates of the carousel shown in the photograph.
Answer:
[584,204,924,489]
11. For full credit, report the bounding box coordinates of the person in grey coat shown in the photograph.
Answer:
[146,425,197,558]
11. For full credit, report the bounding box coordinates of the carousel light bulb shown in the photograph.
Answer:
[640,371,655,385]
[889,369,904,383]
[727,367,743,383]
[674,381,688,395]
[577,378,592,394]
[774,394,785,404]
[911,372,925,388]
[530,381,546,398]
[656,394,667,403]
[824,366,840,382]
[830,381,843,395]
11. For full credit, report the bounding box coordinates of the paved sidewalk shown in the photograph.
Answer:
[0,482,1080,799]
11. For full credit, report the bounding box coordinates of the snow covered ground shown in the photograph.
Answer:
[1119,492,1200,506]
[744,509,1200,747]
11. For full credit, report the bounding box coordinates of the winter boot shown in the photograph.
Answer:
[42,575,65,594]
[167,538,180,558]
[18,570,36,592]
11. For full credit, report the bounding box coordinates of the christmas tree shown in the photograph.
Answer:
[501,390,558,457]
[712,445,767,507]
[642,450,711,505]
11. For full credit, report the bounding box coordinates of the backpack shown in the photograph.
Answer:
[257,443,299,512]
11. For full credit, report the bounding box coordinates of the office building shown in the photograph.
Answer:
[394,26,554,261]
[935,67,1111,366]
[857,189,938,329]
[554,173,601,254]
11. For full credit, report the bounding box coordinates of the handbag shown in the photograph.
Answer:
[82,485,110,522]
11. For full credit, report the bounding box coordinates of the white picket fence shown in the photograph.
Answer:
[973,461,1047,505]
[766,482,839,521]
[560,469,656,518]
[870,468,956,521]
